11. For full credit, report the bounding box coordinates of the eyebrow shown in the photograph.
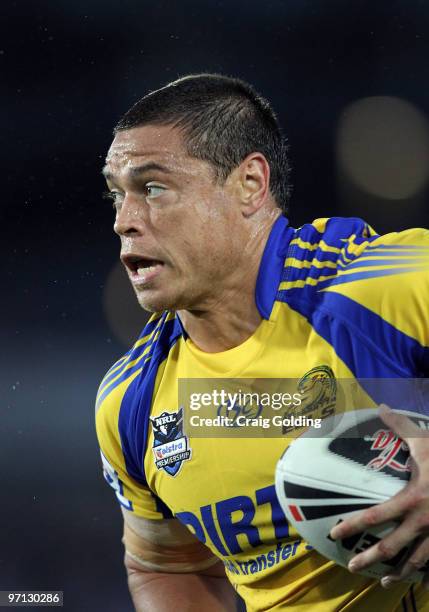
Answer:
[101,162,172,181]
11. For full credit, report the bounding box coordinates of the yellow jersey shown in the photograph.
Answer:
[96,216,429,611]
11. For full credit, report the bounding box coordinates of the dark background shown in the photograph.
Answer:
[2,1,429,610]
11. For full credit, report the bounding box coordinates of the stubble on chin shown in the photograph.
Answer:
[133,277,204,314]
[134,288,180,314]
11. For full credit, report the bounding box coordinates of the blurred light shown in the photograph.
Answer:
[337,96,429,200]
[103,261,149,347]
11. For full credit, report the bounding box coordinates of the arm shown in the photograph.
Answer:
[122,509,237,611]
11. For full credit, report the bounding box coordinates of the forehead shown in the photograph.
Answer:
[104,124,188,175]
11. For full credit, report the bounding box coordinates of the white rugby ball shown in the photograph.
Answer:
[275,408,429,582]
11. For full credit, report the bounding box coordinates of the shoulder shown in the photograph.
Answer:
[280,216,377,295]
[324,226,429,354]
[95,310,185,491]
[288,217,429,313]
[336,224,429,374]
[96,311,182,413]
[279,218,429,374]
[293,216,376,248]
[282,217,429,294]
[369,226,429,248]
[321,225,429,305]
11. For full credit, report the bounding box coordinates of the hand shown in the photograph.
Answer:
[329,404,429,589]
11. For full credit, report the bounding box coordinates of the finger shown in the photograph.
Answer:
[347,517,419,573]
[380,536,429,588]
[330,493,410,540]
[379,406,429,480]
[378,405,423,444]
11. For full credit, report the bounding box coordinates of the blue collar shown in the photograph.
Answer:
[255,215,292,319]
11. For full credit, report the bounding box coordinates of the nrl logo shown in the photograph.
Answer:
[150,408,191,477]
[364,429,411,473]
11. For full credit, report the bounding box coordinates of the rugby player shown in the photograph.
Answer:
[96,74,429,611]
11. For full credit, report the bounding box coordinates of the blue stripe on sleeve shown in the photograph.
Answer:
[97,315,164,397]
[97,343,153,397]
[340,258,427,271]
[366,244,429,251]
[118,316,183,487]
[288,248,340,265]
[285,263,339,283]
[316,266,422,291]
[281,290,426,378]
[96,315,168,406]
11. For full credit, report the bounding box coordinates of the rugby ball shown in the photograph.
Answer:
[275,408,429,582]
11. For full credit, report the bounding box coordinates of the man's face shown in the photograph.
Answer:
[103,124,245,313]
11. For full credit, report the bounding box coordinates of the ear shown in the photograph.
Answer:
[236,153,271,217]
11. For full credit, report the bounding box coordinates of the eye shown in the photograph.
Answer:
[144,184,166,199]
[102,190,123,209]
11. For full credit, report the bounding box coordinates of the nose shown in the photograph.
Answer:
[113,195,145,236]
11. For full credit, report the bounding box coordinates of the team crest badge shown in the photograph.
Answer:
[281,365,337,434]
[150,408,191,476]
[297,365,337,413]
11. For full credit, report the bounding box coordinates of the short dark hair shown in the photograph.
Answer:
[114,74,291,214]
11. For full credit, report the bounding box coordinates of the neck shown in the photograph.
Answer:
[179,296,262,353]
[178,213,279,352]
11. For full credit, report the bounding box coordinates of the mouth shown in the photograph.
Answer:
[121,254,165,285]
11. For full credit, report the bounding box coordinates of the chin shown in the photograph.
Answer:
[136,289,181,314]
